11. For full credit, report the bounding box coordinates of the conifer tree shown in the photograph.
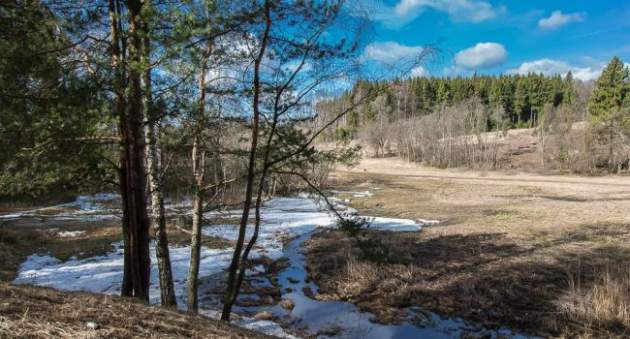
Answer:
[588,57,630,171]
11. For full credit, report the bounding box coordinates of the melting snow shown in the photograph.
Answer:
[58,230,87,238]
[11,193,439,338]
[0,193,120,221]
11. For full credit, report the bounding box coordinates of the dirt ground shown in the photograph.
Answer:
[306,157,630,338]
[0,283,271,339]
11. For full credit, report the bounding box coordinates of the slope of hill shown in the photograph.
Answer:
[0,283,273,339]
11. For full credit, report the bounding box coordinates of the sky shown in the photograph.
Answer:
[355,0,630,81]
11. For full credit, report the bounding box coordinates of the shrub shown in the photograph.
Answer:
[338,215,371,237]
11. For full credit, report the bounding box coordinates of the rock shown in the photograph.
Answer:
[253,311,274,321]
[302,286,315,299]
[261,295,275,305]
[85,321,99,330]
[279,298,295,311]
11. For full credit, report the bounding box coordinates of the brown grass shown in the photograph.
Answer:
[558,267,630,335]
[304,158,630,338]
[0,283,271,339]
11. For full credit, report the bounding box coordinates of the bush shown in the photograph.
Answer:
[338,215,371,237]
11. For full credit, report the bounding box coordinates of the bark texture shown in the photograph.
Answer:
[142,1,177,307]
[186,55,208,313]
[108,0,133,297]
[120,0,151,301]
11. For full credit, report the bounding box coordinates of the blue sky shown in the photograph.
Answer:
[356,0,630,80]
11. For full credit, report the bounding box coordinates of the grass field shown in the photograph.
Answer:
[306,157,630,338]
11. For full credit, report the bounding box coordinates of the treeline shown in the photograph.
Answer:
[317,72,589,141]
[316,58,630,174]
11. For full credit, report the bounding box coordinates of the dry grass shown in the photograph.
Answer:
[558,267,630,335]
[0,283,271,339]
[305,158,630,338]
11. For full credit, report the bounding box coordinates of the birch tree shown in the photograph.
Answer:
[142,0,176,307]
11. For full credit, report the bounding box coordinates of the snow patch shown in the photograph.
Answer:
[58,231,87,238]
[13,194,426,338]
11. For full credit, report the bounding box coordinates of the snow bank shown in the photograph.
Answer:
[13,194,425,338]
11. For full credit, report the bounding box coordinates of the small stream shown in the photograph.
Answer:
[238,231,530,339]
[7,193,534,338]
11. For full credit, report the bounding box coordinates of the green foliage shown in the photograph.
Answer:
[338,215,371,237]
[0,1,111,200]
[333,127,356,142]
[588,57,630,125]
[318,72,580,141]
[585,57,630,171]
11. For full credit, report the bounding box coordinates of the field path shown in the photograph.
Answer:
[342,157,630,190]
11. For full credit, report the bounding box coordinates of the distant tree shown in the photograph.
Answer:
[513,79,529,126]
[563,72,577,106]
[588,57,630,171]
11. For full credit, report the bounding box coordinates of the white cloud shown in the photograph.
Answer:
[572,66,604,82]
[454,42,507,69]
[394,0,501,23]
[538,10,585,30]
[442,65,483,78]
[507,58,604,81]
[509,59,571,75]
[362,0,503,28]
[362,41,425,64]
[409,66,428,77]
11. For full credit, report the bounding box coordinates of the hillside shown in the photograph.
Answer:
[0,283,272,339]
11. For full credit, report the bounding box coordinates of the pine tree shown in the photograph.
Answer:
[563,71,577,106]
[588,57,629,170]
[0,1,110,200]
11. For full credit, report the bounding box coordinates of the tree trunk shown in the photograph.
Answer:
[187,134,205,313]
[227,77,283,319]
[187,47,209,313]
[122,0,151,301]
[142,3,177,307]
[145,123,177,306]
[108,0,133,297]
[221,0,271,322]
[609,120,615,172]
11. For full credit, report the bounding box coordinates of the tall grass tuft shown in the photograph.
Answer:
[559,266,630,330]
